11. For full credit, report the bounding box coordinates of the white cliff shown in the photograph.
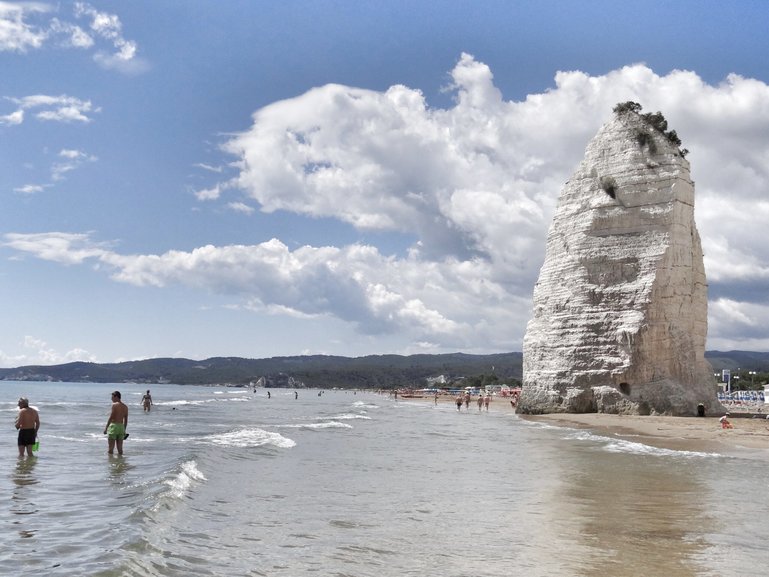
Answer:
[519,104,718,416]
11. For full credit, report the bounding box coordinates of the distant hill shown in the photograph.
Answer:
[0,350,765,388]
[705,351,769,372]
[0,352,522,388]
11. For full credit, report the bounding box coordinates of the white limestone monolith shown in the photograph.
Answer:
[519,107,718,415]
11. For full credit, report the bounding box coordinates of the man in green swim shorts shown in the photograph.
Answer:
[104,391,128,455]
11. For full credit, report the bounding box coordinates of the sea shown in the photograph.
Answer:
[1,381,768,577]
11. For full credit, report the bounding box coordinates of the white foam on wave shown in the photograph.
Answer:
[352,401,379,409]
[163,399,208,406]
[565,430,720,459]
[159,397,250,408]
[275,421,354,430]
[206,427,296,448]
[164,459,207,499]
[324,413,372,421]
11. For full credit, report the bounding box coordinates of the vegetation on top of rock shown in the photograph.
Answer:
[612,101,688,157]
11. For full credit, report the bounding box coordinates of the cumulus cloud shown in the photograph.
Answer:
[7,57,769,351]
[22,336,96,365]
[0,335,95,367]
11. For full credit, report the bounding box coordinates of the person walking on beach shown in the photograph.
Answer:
[484,394,491,411]
[15,397,40,457]
[141,389,153,412]
[455,394,463,411]
[719,413,734,429]
[464,391,471,410]
[104,391,129,455]
[477,394,484,411]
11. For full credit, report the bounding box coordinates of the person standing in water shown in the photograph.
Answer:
[15,397,40,457]
[141,389,153,412]
[104,391,128,455]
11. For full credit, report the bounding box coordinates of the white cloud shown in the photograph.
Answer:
[0,1,50,52]
[0,107,23,125]
[195,183,224,201]
[51,148,97,180]
[3,94,98,124]
[49,17,92,49]
[3,232,111,264]
[8,57,769,352]
[13,183,47,194]
[227,202,255,215]
[195,163,224,173]
[0,336,96,367]
[22,336,96,365]
[0,1,145,72]
[74,2,146,73]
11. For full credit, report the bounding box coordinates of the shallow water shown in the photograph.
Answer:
[1,382,767,576]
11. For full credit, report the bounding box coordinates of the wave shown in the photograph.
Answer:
[158,396,250,407]
[564,430,720,459]
[352,401,379,409]
[323,413,372,421]
[161,399,209,406]
[275,421,354,430]
[521,418,720,459]
[204,427,296,448]
[162,459,207,500]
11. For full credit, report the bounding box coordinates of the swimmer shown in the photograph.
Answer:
[141,389,153,412]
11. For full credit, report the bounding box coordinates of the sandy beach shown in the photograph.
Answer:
[406,393,769,453]
[521,411,769,453]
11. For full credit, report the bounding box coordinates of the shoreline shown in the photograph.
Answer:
[396,393,769,453]
[520,412,769,453]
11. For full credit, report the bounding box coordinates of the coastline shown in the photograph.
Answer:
[399,393,769,453]
[520,412,769,453]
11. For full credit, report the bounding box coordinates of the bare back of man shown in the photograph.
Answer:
[104,391,129,455]
[16,398,40,457]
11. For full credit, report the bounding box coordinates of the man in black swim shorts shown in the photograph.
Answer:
[16,397,40,457]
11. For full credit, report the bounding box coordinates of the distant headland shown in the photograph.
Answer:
[0,351,766,389]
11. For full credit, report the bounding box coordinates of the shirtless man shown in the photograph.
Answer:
[15,397,40,457]
[104,391,129,455]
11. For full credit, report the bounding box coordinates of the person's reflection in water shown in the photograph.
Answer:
[11,457,39,539]
[107,455,133,487]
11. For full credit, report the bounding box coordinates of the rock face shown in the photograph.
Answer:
[519,106,718,416]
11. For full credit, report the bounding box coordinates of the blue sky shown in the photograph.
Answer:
[2,1,769,367]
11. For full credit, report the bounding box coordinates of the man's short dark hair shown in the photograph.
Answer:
[112,391,121,399]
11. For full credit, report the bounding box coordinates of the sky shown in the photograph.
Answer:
[2,1,769,367]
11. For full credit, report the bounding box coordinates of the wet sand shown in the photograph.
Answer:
[404,393,769,453]
[520,412,769,453]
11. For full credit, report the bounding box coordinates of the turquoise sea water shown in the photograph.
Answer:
[1,381,768,577]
